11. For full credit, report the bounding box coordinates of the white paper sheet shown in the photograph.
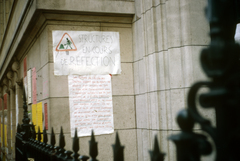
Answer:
[16,94,18,126]
[53,31,121,75]
[68,75,114,137]
[27,70,32,104]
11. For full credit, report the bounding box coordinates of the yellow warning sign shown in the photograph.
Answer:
[55,33,77,51]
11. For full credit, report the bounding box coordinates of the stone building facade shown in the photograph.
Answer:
[0,0,211,161]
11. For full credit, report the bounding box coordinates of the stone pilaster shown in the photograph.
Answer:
[133,1,211,161]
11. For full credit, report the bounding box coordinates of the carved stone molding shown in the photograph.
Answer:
[6,71,14,90]
[6,71,13,80]
[2,78,9,94]
[12,61,20,85]
[2,78,8,87]
[16,78,23,86]
[12,61,20,73]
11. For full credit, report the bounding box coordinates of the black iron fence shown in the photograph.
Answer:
[16,124,126,161]
[16,126,165,161]
[15,0,240,161]
[15,88,165,161]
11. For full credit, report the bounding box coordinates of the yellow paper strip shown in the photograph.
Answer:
[32,104,37,132]
[4,125,7,146]
[1,124,2,144]
[11,130,12,149]
[37,102,43,141]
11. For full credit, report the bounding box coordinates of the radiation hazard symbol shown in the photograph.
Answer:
[56,33,77,51]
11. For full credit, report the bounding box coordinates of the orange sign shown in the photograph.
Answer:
[55,33,77,51]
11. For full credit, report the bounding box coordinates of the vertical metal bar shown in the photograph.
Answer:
[72,128,80,161]
[112,132,124,161]
[89,130,98,161]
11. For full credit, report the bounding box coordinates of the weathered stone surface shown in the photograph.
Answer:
[0,0,212,160]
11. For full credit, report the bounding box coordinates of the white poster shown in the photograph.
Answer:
[16,94,18,126]
[27,70,32,104]
[52,31,121,75]
[68,75,114,137]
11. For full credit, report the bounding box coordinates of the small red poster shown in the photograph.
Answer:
[44,103,48,130]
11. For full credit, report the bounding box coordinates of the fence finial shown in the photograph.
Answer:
[149,135,165,161]
[72,128,80,160]
[59,126,65,148]
[56,126,66,159]
[43,127,48,144]
[51,127,56,146]
[112,132,124,161]
[89,130,98,161]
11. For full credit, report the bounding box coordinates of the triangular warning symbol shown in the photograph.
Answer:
[56,33,77,51]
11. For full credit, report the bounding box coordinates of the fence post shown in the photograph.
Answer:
[21,88,31,141]
[42,127,50,160]
[18,88,31,161]
[169,109,212,161]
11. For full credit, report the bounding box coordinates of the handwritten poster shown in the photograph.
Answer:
[68,75,114,137]
[27,69,32,104]
[32,67,37,104]
[52,31,121,75]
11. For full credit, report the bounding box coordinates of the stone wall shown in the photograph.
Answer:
[19,15,136,161]
[133,0,212,160]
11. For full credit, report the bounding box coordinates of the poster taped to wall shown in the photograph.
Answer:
[16,95,18,126]
[52,31,121,75]
[68,75,114,137]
